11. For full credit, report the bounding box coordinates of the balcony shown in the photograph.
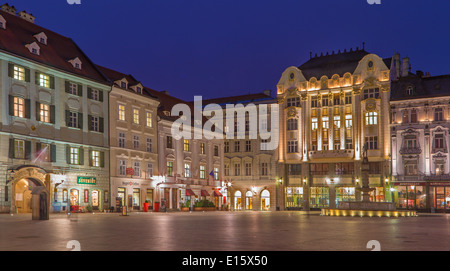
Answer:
[399,147,421,155]
[424,174,450,181]
[309,149,354,159]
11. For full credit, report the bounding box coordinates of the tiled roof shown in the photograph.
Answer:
[391,73,450,101]
[0,9,108,84]
[199,92,274,107]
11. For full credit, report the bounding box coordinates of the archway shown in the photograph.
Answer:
[234,191,242,211]
[261,190,270,211]
[245,191,253,210]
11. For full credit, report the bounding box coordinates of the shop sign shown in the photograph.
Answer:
[430,182,450,186]
[77,176,97,185]
[393,182,425,186]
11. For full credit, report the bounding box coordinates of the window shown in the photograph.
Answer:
[345,115,352,128]
[410,109,417,123]
[345,139,353,149]
[402,110,409,124]
[363,88,380,99]
[310,163,328,175]
[39,73,50,88]
[200,143,206,154]
[133,108,140,124]
[133,135,140,150]
[183,139,190,152]
[39,103,50,123]
[13,97,24,118]
[287,140,298,153]
[287,97,300,107]
[121,81,127,89]
[214,145,219,156]
[136,87,142,94]
[68,112,78,128]
[146,112,152,127]
[200,165,206,179]
[245,140,251,152]
[287,118,298,130]
[322,117,329,129]
[345,93,352,104]
[184,163,191,178]
[333,94,340,106]
[90,116,99,132]
[118,104,126,121]
[38,143,51,162]
[311,97,318,108]
[234,163,241,176]
[260,139,268,151]
[13,65,25,81]
[167,136,173,149]
[224,164,230,176]
[311,118,318,130]
[365,136,378,150]
[434,134,445,149]
[14,139,25,159]
[234,141,240,152]
[69,83,78,95]
[146,138,153,152]
[365,111,378,125]
[133,161,141,177]
[214,167,219,180]
[261,162,268,176]
[245,162,252,176]
[91,151,100,167]
[119,160,126,176]
[147,163,153,178]
[70,147,79,164]
[167,161,173,176]
[118,132,126,148]
[333,116,341,128]
[404,136,418,149]
[288,164,302,175]
[434,108,443,121]
[90,88,100,101]
[405,163,418,176]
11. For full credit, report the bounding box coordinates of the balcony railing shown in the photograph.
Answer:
[399,147,422,155]
[309,149,354,159]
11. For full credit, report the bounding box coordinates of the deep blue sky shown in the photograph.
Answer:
[9,0,450,101]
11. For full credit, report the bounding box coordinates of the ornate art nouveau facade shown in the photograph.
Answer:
[277,48,392,210]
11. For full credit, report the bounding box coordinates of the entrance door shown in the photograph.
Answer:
[245,191,253,210]
[70,189,79,211]
[39,191,48,220]
[234,191,242,211]
[261,190,270,211]
[133,188,140,210]
[92,190,99,210]
[15,179,33,213]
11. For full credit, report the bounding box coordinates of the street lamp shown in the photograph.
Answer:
[276,178,283,211]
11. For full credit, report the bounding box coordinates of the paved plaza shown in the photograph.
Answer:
[0,211,449,251]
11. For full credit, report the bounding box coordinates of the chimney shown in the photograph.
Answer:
[17,10,35,23]
[263,90,271,96]
[390,53,401,81]
[416,70,424,78]
[402,57,410,77]
[1,3,17,15]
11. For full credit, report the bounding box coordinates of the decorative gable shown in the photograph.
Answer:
[68,57,82,70]
[25,41,40,55]
[117,78,128,89]
[34,32,48,45]
[131,83,143,94]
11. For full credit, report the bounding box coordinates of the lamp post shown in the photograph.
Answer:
[276,178,283,211]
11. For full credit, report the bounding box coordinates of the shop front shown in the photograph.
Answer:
[392,182,426,211]
[430,182,450,213]
[309,186,329,209]
[285,186,303,210]
[112,178,151,212]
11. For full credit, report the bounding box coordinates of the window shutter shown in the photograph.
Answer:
[36,142,41,154]
[65,81,70,93]
[87,87,92,99]
[35,71,40,86]
[8,63,14,78]
[100,151,105,168]
[88,149,93,166]
[66,145,71,164]
[8,95,14,116]
[77,84,83,97]
[24,140,31,160]
[78,113,83,129]
[88,115,92,131]
[79,147,84,165]
[36,101,41,121]
[25,68,30,83]
[50,105,56,124]
[24,99,31,119]
[65,110,70,127]
[50,76,55,89]
[99,91,103,102]
[9,138,14,159]
[99,117,104,133]
[50,144,56,162]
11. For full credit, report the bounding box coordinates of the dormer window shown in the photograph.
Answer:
[25,42,40,55]
[0,15,6,30]
[68,57,82,70]
[34,32,48,45]
[136,87,142,94]
[121,81,127,89]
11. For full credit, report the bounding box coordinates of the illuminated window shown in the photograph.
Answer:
[91,151,100,167]
[39,103,50,123]
[146,112,152,127]
[13,65,25,81]
[287,118,298,130]
[14,139,25,159]
[200,165,206,179]
[118,104,125,121]
[311,118,318,130]
[39,73,50,88]
[322,117,329,129]
[334,115,341,128]
[200,143,206,154]
[133,108,139,124]
[167,161,173,176]
[214,167,219,180]
[365,111,378,125]
[70,147,79,164]
[184,139,190,152]
[184,163,191,178]
[13,97,24,118]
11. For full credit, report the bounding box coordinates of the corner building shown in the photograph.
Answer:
[277,48,392,210]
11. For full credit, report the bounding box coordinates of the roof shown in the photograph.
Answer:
[298,49,370,80]
[199,92,275,107]
[0,9,108,84]
[391,73,450,101]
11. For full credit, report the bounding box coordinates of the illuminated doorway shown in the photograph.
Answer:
[245,191,253,210]
[234,191,242,211]
[261,189,270,211]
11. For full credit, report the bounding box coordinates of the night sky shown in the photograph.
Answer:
[7,0,450,101]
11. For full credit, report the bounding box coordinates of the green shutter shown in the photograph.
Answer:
[88,115,92,131]
[36,101,41,121]
[88,149,93,166]
[87,87,92,99]
[78,113,83,129]
[25,68,30,83]
[79,147,84,165]
[100,151,105,168]
[65,110,70,127]
[36,142,41,153]
[50,144,56,162]
[35,71,41,86]
[99,117,104,133]
[50,105,56,124]
[99,91,104,102]
[8,95,14,116]
[66,145,71,164]
[8,138,15,159]
[8,63,14,78]
[77,84,83,97]
[65,81,70,93]
[24,99,31,119]
[24,140,31,160]
[50,76,55,89]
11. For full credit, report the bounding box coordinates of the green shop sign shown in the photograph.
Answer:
[77,176,97,185]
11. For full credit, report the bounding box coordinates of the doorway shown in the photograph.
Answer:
[261,189,270,211]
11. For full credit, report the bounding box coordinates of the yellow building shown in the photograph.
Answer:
[277,47,392,210]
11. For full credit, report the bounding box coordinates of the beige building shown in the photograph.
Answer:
[201,92,280,211]
[98,66,160,211]
[0,5,111,215]
[277,47,392,210]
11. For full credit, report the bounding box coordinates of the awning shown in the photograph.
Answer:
[186,189,196,196]
[214,190,223,197]
[201,190,210,196]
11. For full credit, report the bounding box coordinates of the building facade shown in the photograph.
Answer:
[0,4,111,214]
[98,66,160,212]
[391,63,450,212]
[277,48,392,210]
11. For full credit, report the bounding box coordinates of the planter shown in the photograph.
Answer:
[207,207,216,211]
[181,207,190,212]
[193,207,205,211]
[154,202,160,212]
[143,202,149,212]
